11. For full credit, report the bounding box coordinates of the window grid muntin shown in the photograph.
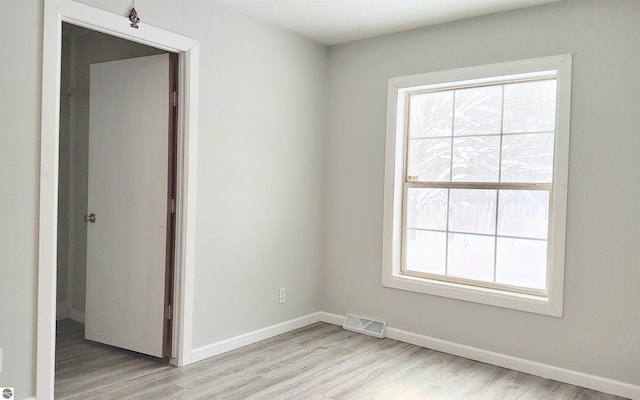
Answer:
[401,76,556,296]
[493,86,505,281]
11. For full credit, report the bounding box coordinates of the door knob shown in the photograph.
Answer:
[84,213,96,223]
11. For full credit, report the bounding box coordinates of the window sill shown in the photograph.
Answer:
[382,271,562,317]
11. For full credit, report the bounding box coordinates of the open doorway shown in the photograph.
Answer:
[39,3,199,397]
[55,22,176,398]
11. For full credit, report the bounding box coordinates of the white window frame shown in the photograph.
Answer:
[382,55,572,317]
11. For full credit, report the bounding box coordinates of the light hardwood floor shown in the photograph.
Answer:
[56,320,627,399]
[55,319,171,399]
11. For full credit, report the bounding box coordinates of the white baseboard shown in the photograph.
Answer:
[317,312,639,400]
[186,311,639,399]
[69,309,85,324]
[318,311,343,325]
[191,312,323,363]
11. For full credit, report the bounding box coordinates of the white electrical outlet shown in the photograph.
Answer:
[279,288,286,304]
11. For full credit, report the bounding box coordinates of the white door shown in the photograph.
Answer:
[85,54,170,358]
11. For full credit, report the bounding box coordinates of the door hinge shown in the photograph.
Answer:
[172,91,177,107]
[167,305,172,320]
[171,198,176,214]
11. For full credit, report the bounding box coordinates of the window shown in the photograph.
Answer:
[382,55,572,316]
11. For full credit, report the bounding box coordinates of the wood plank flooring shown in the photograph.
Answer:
[55,319,171,399]
[56,320,627,399]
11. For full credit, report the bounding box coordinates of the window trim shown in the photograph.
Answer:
[382,55,572,317]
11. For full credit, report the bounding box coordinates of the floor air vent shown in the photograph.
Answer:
[342,314,386,338]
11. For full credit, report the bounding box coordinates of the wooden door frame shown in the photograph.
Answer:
[163,53,180,359]
[38,1,199,398]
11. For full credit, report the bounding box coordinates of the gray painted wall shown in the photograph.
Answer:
[0,1,41,396]
[322,0,640,387]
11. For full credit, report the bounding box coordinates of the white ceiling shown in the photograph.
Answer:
[215,0,562,45]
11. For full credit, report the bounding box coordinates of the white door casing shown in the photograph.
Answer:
[85,54,170,358]
[40,1,199,398]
